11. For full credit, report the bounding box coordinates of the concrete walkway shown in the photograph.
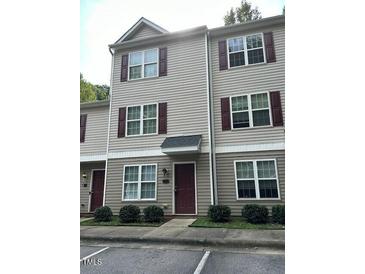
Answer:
[81,218,284,249]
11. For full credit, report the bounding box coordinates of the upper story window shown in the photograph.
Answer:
[231,92,271,129]
[235,159,280,200]
[129,49,158,80]
[126,103,157,136]
[227,33,265,68]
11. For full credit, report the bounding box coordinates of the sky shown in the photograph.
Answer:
[80,0,285,85]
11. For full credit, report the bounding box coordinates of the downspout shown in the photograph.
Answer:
[102,47,115,206]
[205,31,218,205]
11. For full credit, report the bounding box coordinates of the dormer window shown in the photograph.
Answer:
[129,48,158,80]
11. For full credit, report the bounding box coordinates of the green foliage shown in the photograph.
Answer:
[94,85,110,101]
[272,205,285,224]
[223,0,262,25]
[208,205,231,222]
[119,205,141,223]
[94,206,113,222]
[282,6,285,15]
[143,205,164,223]
[242,204,268,224]
[80,73,109,103]
[224,8,236,26]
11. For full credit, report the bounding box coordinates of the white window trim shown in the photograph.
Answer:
[122,164,158,201]
[128,48,159,80]
[230,91,272,130]
[227,33,266,69]
[234,159,281,201]
[125,103,159,137]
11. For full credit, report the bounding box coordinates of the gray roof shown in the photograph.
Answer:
[160,135,202,149]
[80,100,110,109]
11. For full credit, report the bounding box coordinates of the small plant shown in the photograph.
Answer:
[272,205,285,225]
[208,205,231,222]
[94,206,113,222]
[143,205,164,223]
[242,204,268,224]
[119,205,140,223]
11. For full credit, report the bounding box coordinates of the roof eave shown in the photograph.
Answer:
[208,15,285,37]
[109,25,208,50]
[80,100,110,109]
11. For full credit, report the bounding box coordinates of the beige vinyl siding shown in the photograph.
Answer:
[126,25,162,40]
[216,150,284,216]
[104,153,211,215]
[109,33,209,152]
[211,26,285,146]
[80,161,106,213]
[80,105,109,156]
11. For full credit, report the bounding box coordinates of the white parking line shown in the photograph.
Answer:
[193,250,211,274]
[80,246,110,262]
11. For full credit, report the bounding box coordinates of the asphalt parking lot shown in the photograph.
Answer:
[80,244,284,274]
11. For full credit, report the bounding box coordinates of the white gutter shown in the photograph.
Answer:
[102,48,115,206]
[205,31,217,205]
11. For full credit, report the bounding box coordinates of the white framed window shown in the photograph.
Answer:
[126,103,158,136]
[231,92,271,129]
[123,164,157,201]
[128,48,158,80]
[234,159,280,200]
[227,33,265,68]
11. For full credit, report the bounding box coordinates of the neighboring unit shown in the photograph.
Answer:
[80,16,285,216]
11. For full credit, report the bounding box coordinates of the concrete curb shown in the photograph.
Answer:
[80,235,285,250]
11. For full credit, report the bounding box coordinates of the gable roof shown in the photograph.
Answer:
[114,17,168,44]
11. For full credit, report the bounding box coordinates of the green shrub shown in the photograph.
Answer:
[272,205,285,225]
[119,205,140,223]
[143,205,164,223]
[208,205,231,222]
[241,204,268,224]
[94,206,113,222]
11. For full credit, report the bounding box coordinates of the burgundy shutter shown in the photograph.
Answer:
[121,54,129,82]
[159,48,167,77]
[118,107,126,137]
[158,102,167,134]
[80,114,87,143]
[221,97,231,130]
[264,32,276,63]
[218,40,228,70]
[270,91,283,126]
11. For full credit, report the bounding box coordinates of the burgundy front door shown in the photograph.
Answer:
[90,170,105,212]
[175,163,196,214]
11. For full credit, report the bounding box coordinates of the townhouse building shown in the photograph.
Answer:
[80,15,285,216]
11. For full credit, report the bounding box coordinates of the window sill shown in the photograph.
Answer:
[227,61,267,70]
[236,198,281,201]
[127,76,160,82]
[125,133,159,138]
[230,125,274,131]
[122,199,157,202]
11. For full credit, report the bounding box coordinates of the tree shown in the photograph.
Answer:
[80,73,96,103]
[223,0,262,25]
[80,73,110,103]
[224,8,236,26]
[94,85,110,101]
[282,6,285,15]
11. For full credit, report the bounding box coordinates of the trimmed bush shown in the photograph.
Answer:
[143,205,164,223]
[208,205,231,222]
[94,206,113,222]
[272,205,285,225]
[119,205,140,223]
[241,204,268,224]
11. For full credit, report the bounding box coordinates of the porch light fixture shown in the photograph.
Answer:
[82,172,87,179]
[162,168,169,177]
